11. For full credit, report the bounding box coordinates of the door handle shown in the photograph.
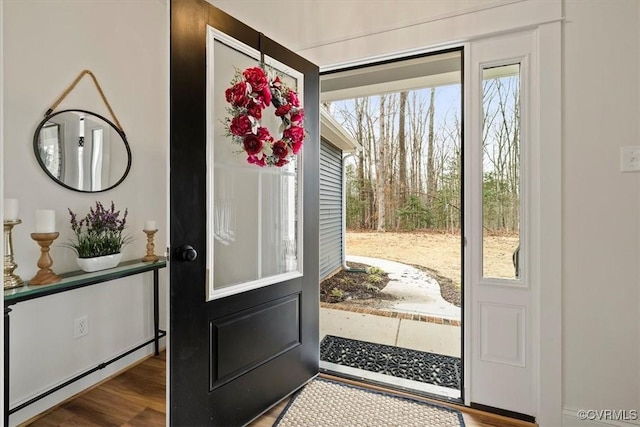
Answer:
[174,245,198,262]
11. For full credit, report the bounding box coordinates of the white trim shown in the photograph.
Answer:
[320,108,361,152]
[205,26,305,302]
[208,25,261,63]
[298,0,526,53]
[341,153,355,270]
[209,271,303,301]
[463,43,472,407]
[315,1,563,73]
[478,53,528,288]
[164,2,171,424]
[262,54,304,92]
[534,21,563,427]
[257,172,263,278]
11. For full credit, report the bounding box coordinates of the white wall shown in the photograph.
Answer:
[2,1,168,425]
[562,1,640,425]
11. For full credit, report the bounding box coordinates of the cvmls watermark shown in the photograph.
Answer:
[577,409,638,422]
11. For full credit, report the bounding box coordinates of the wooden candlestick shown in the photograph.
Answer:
[142,229,159,262]
[29,232,61,285]
[4,219,24,290]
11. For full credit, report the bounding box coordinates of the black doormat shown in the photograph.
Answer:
[320,335,461,390]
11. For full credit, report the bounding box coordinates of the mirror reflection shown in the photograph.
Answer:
[33,110,131,193]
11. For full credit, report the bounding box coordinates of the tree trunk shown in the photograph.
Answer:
[426,88,437,209]
[398,91,408,212]
[376,95,387,232]
[355,99,366,229]
[366,103,375,229]
[409,93,426,196]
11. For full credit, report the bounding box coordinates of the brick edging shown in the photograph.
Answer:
[320,302,461,327]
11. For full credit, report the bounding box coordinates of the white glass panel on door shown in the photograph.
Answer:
[206,29,303,301]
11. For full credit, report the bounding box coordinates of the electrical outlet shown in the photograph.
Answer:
[74,316,89,339]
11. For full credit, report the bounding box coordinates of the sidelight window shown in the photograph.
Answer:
[481,63,521,280]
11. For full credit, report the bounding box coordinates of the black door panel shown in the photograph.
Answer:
[170,1,319,425]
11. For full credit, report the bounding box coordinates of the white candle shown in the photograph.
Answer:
[4,199,18,220]
[35,210,56,233]
[144,220,157,231]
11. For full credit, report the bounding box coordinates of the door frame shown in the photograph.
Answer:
[318,47,465,401]
[318,21,561,425]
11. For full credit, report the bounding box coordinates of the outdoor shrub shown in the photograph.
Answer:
[366,266,385,276]
[367,274,383,284]
[365,282,380,292]
[330,287,344,298]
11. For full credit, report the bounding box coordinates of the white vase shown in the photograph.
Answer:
[76,253,123,273]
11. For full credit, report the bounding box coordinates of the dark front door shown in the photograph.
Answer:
[169,1,320,425]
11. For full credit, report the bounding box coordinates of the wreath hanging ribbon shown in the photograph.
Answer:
[224,66,305,167]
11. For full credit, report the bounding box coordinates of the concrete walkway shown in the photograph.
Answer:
[347,255,461,321]
[320,307,461,357]
[320,255,462,359]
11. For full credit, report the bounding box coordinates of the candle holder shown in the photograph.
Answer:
[4,219,24,290]
[29,232,62,285]
[142,229,159,262]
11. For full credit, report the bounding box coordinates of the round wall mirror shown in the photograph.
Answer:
[33,109,131,193]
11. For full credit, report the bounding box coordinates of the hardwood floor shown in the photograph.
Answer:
[26,352,536,427]
[24,352,166,427]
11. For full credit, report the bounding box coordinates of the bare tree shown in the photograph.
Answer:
[331,84,470,233]
[482,75,520,232]
[398,91,408,210]
[354,99,367,229]
[426,88,437,209]
[408,92,427,195]
[376,95,387,231]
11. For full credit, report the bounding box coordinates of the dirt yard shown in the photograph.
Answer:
[346,231,520,287]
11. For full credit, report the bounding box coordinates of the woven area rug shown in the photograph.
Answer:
[273,378,465,427]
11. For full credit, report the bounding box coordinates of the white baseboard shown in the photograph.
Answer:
[563,408,640,427]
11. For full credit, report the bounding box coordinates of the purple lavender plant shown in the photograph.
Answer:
[67,201,132,258]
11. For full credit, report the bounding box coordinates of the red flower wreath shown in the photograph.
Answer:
[224,66,305,167]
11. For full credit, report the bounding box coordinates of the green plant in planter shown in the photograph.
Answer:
[67,201,132,258]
